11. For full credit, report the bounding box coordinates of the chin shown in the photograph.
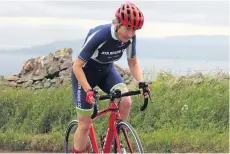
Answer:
[121,38,130,43]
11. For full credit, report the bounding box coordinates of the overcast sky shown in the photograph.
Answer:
[0,0,229,50]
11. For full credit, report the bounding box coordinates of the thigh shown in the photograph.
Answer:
[98,66,127,94]
[71,69,103,116]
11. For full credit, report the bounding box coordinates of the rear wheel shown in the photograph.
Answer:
[113,121,144,153]
[64,120,93,153]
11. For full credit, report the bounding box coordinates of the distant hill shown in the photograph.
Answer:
[0,40,83,55]
[1,35,228,61]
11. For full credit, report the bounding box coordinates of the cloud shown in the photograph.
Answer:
[140,21,230,38]
[0,0,229,49]
[0,1,228,26]
[0,16,229,37]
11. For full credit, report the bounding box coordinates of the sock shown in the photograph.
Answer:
[72,147,82,153]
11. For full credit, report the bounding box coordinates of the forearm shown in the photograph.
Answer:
[73,62,91,92]
[129,61,143,84]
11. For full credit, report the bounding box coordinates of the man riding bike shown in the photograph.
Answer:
[71,2,150,153]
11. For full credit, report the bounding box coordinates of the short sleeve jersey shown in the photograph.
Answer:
[78,23,137,69]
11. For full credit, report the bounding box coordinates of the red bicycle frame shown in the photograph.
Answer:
[88,101,123,153]
[74,87,151,153]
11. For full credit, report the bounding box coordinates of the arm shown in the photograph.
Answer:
[126,35,143,84]
[73,58,91,92]
[73,28,104,92]
[128,57,143,84]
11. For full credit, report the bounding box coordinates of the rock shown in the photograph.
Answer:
[62,76,71,84]
[42,78,47,83]
[42,54,54,68]
[16,79,25,84]
[115,64,125,76]
[22,80,33,88]
[21,58,36,74]
[34,84,43,89]
[51,77,62,88]
[125,80,130,84]
[44,81,51,88]
[20,73,34,82]
[60,60,73,70]
[4,75,20,81]
[6,81,18,87]
[59,70,68,77]
[34,81,41,85]
[33,81,43,89]
[2,47,133,90]
[123,74,129,81]
[48,62,60,76]
[54,48,72,59]
[60,75,65,82]
[50,78,57,83]
[124,69,130,75]
[32,69,47,81]
[65,67,72,76]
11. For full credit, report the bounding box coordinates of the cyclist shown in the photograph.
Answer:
[71,2,150,153]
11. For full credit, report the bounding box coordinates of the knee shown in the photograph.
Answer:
[113,87,132,108]
[78,117,92,133]
[121,96,132,108]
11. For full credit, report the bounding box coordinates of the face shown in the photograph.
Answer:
[117,25,136,43]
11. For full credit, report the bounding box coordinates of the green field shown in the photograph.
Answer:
[0,72,229,153]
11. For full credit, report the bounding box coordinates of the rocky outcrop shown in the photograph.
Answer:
[2,48,134,90]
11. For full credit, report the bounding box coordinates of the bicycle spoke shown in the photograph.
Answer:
[115,121,144,153]
[122,127,134,153]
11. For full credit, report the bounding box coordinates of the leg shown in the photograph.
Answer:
[98,66,132,121]
[111,84,132,121]
[71,71,95,152]
[119,89,132,121]
[74,114,92,151]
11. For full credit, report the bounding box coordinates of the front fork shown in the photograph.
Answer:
[113,120,122,153]
[89,124,100,153]
[101,113,122,153]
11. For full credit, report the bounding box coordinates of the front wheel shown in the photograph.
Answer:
[113,121,144,153]
[64,120,93,153]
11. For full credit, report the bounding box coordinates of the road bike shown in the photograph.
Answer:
[64,87,151,153]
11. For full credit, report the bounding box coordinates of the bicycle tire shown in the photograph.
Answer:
[113,121,144,153]
[64,120,93,153]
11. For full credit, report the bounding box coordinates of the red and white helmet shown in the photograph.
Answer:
[115,2,144,30]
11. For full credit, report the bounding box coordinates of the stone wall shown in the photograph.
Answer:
[0,48,134,90]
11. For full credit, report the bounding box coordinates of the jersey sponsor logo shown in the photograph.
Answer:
[101,49,125,55]
[77,83,82,108]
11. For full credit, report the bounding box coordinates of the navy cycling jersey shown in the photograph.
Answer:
[78,23,137,69]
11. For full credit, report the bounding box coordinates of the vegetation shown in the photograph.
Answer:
[0,72,229,153]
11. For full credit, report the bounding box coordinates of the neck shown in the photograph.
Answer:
[113,24,122,42]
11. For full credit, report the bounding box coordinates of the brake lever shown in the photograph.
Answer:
[141,82,153,103]
[148,91,153,103]
[91,88,100,119]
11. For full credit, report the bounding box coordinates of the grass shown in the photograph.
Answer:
[0,72,229,152]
